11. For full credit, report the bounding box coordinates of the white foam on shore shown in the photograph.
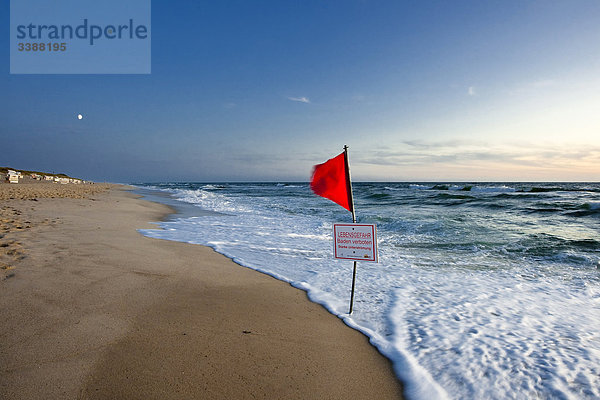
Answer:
[137,184,600,400]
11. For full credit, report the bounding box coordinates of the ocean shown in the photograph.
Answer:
[135,182,600,400]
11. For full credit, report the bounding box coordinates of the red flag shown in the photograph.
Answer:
[310,152,353,212]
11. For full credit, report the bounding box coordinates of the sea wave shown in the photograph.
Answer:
[518,187,600,193]
[136,182,600,400]
[171,188,249,213]
[409,184,432,190]
[471,185,516,193]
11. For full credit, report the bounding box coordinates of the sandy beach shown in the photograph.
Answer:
[0,183,403,399]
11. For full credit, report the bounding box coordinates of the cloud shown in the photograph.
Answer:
[354,140,600,171]
[287,96,310,104]
[402,139,474,149]
[468,86,476,96]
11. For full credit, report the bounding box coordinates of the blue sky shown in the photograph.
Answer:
[2,1,600,182]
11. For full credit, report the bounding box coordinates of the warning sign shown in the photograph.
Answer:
[333,223,378,262]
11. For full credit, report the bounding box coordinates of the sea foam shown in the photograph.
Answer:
[136,183,600,400]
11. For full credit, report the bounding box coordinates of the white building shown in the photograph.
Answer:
[7,170,19,184]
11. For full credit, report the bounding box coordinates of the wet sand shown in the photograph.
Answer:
[0,183,403,399]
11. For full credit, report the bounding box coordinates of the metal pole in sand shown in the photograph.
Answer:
[344,145,359,314]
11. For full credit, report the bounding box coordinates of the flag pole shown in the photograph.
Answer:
[343,145,356,224]
[344,145,358,314]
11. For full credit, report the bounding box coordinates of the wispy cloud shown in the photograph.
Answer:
[287,96,310,104]
[402,139,478,149]
[355,140,600,171]
[468,86,476,96]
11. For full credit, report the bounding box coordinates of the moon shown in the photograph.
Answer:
[77,114,83,120]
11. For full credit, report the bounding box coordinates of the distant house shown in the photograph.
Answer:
[44,175,54,181]
[7,170,19,184]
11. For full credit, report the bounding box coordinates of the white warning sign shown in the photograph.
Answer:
[333,223,378,262]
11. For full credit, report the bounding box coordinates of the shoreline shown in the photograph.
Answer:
[0,184,403,399]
